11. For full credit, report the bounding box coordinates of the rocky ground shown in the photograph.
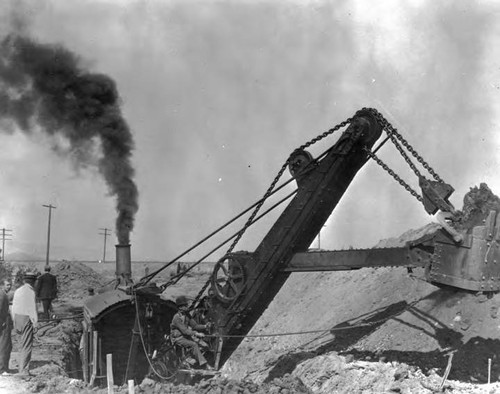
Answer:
[1,184,500,393]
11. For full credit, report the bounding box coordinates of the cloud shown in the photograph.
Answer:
[0,0,499,261]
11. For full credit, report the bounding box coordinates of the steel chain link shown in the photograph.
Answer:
[362,107,444,183]
[194,108,446,305]
[364,148,423,203]
[192,118,353,305]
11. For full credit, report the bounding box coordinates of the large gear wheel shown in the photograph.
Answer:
[211,254,247,303]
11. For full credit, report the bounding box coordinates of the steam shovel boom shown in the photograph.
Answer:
[207,109,384,366]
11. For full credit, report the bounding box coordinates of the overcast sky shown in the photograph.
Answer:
[0,0,499,262]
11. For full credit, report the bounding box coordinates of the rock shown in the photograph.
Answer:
[394,366,409,381]
[344,354,354,363]
[476,293,488,303]
[389,385,401,393]
[460,318,472,331]
[140,377,156,388]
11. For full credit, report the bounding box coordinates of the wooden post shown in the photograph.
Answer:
[107,353,114,394]
[89,331,98,386]
[439,351,455,390]
[99,337,103,372]
[488,358,492,384]
[214,336,223,370]
[82,330,89,383]
[125,315,140,382]
[128,380,135,394]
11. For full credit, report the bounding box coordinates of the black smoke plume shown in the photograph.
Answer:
[0,34,138,244]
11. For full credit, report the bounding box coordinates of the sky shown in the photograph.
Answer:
[0,0,499,263]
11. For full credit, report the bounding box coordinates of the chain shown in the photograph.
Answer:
[363,107,444,183]
[194,108,446,305]
[364,148,423,203]
[192,117,353,306]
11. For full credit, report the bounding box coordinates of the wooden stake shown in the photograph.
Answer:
[82,330,88,383]
[488,358,492,384]
[89,331,98,386]
[128,380,135,394]
[107,353,114,394]
[214,336,223,370]
[439,351,455,390]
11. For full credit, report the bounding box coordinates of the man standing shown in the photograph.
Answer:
[0,279,13,375]
[35,266,58,320]
[12,272,38,376]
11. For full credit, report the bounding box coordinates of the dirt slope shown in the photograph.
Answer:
[221,183,500,392]
[3,184,500,393]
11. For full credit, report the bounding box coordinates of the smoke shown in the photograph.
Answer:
[0,34,138,244]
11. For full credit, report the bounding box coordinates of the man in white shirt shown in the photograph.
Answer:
[12,272,38,376]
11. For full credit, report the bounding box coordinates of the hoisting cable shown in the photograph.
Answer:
[161,189,298,289]
[138,170,301,287]
[130,294,419,380]
[191,117,354,306]
[147,126,348,291]
[204,300,420,341]
[129,290,172,380]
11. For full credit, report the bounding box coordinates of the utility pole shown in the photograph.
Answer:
[99,228,111,263]
[43,204,56,268]
[0,228,12,261]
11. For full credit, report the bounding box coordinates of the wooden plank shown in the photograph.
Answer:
[107,353,114,394]
[128,380,135,394]
[89,330,98,386]
[82,330,88,383]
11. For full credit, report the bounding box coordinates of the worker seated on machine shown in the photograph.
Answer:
[170,295,214,370]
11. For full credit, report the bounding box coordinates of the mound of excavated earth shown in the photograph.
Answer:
[52,261,107,305]
[219,183,500,393]
[5,184,500,394]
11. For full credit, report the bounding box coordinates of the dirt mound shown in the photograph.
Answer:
[8,184,500,394]
[459,183,500,230]
[222,184,500,392]
[375,222,441,248]
[52,261,106,304]
[115,374,311,394]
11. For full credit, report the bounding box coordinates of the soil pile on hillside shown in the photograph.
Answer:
[222,183,500,392]
[5,184,500,394]
[52,261,106,304]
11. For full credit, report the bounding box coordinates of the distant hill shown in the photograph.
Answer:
[4,251,44,262]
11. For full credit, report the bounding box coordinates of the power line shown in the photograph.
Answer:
[98,228,111,263]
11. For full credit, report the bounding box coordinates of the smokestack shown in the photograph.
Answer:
[116,244,132,286]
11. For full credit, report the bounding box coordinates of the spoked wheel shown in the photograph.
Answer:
[211,254,246,303]
[150,347,180,381]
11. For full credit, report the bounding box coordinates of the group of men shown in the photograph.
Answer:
[0,266,58,376]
